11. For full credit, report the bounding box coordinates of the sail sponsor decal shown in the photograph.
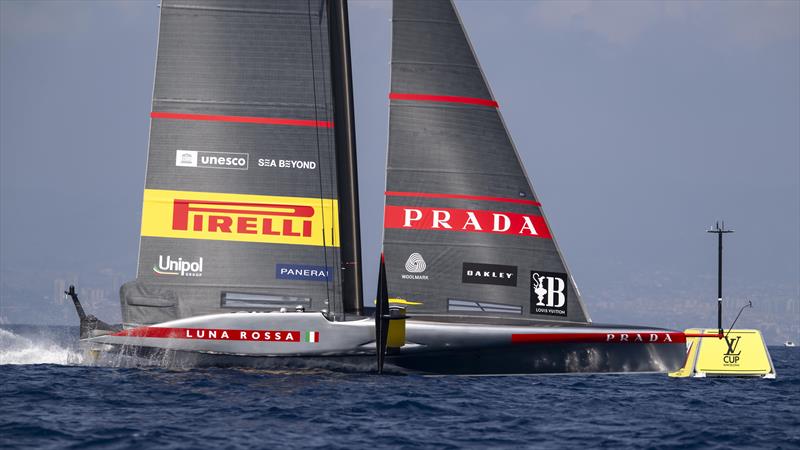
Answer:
[402,253,429,280]
[384,206,551,238]
[530,271,568,316]
[462,262,517,287]
[511,332,685,344]
[153,255,203,277]
[140,189,339,247]
[257,158,317,170]
[175,150,249,170]
[275,264,331,282]
[112,326,320,343]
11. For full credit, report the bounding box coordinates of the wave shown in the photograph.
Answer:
[0,328,84,365]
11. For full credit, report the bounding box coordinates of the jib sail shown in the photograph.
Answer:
[382,0,590,323]
[122,0,342,326]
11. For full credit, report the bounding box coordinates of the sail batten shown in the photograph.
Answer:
[383,0,590,324]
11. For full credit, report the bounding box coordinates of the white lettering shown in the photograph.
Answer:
[519,216,538,235]
[403,209,423,227]
[462,211,482,231]
[492,213,511,232]
[432,210,452,229]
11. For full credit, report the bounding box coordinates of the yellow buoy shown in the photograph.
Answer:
[669,329,775,378]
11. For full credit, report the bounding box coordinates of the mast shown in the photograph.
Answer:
[328,0,363,316]
[707,221,733,336]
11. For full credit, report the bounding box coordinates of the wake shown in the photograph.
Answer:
[0,328,84,365]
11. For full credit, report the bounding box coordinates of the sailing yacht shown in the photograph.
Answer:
[69,0,686,374]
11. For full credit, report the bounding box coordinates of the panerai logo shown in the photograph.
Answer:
[402,253,429,280]
[462,262,517,287]
[530,271,568,316]
[723,335,742,365]
[153,255,203,277]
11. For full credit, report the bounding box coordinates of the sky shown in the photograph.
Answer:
[1,1,798,338]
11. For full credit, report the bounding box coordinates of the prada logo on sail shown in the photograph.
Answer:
[140,189,340,247]
[462,262,517,287]
[531,271,568,316]
[384,206,551,238]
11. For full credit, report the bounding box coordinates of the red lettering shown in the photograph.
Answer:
[208,215,232,232]
[238,217,257,234]
[282,220,300,236]
[261,218,280,235]
[193,214,203,231]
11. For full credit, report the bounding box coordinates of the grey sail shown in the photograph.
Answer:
[383,0,590,323]
[122,0,343,326]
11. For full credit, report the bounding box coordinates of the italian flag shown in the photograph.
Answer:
[304,331,319,343]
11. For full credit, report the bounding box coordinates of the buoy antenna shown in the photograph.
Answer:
[707,220,734,337]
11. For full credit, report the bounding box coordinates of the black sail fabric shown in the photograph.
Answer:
[383,0,590,323]
[123,0,341,326]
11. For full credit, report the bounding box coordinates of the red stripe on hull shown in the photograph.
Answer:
[150,112,333,128]
[511,332,686,344]
[389,92,499,108]
[385,191,541,207]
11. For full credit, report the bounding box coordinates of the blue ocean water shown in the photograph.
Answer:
[1,325,798,449]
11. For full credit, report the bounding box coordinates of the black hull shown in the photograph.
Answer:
[87,341,685,375]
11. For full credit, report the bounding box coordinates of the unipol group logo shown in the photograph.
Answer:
[153,255,203,277]
[140,189,339,247]
[402,253,428,280]
[175,150,249,170]
[384,206,551,239]
[530,271,568,316]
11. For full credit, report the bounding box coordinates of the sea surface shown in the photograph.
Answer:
[1,325,798,449]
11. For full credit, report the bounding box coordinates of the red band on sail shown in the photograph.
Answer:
[389,93,499,108]
[151,112,333,128]
[511,332,685,344]
[384,205,551,239]
[386,191,540,207]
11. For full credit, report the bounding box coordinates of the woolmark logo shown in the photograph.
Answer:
[175,150,249,170]
[530,271,568,316]
[153,255,203,277]
[402,253,429,280]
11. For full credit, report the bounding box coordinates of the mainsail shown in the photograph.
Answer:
[383,0,590,323]
[122,0,343,326]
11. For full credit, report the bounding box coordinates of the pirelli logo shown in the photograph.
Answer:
[141,189,339,247]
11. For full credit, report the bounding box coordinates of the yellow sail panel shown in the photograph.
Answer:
[140,189,339,247]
